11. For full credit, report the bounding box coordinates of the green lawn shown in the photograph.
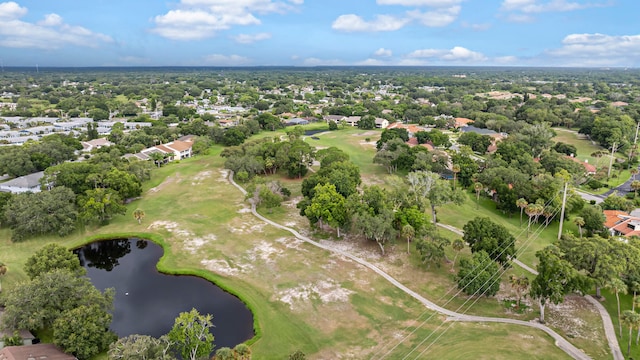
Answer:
[552,128,608,167]
[0,133,611,359]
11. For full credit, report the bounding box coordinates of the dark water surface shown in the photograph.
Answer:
[74,239,254,349]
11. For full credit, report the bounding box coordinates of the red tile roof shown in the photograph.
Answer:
[0,344,76,360]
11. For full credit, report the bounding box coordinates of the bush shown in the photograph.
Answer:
[328,121,338,130]
[587,179,603,190]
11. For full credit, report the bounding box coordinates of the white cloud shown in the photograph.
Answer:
[407,5,459,27]
[374,48,393,57]
[301,57,345,66]
[152,0,302,40]
[377,0,461,6]
[332,14,410,32]
[232,32,271,43]
[0,2,112,49]
[202,53,252,65]
[545,33,640,67]
[407,46,487,62]
[501,0,608,13]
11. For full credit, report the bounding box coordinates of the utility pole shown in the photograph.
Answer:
[558,181,569,241]
[630,121,640,168]
[608,142,617,179]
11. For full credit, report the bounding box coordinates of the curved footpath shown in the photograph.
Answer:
[437,223,623,360]
[227,172,592,360]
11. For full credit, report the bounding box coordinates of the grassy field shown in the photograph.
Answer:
[0,128,610,359]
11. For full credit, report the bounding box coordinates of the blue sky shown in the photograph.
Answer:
[0,0,638,67]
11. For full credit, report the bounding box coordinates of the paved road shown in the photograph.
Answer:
[228,172,593,360]
[575,189,605,204]
[437,222,623,360]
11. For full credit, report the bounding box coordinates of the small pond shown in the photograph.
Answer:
[74,238,254,349]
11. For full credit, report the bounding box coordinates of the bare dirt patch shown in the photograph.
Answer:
[217,169,229,183]
[201,259,241,277]
[147,221,217,254]
[191,170,213,185]
[245,241,283,263]
[546,295,602,341]
[148,175,178,193]
[276,279,355,311]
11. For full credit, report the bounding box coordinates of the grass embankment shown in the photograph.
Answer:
[0,127,605,359]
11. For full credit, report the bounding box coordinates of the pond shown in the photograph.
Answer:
[74,239,254,349]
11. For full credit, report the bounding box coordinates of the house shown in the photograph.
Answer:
[454,117,474,128]
[0,172,45,193]
[344,116,361,127]
[284,118,309,126]
[324,115,346,124]
[81,138,112,152]
[374,117,389,129]
[0,311,35,349]
[164,140,193,160]
[565,156,597,175]
[218,119,237,128]
[0,344,77,360]
[604,210,640,238]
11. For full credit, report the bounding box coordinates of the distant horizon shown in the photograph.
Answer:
[1,65,638,70]
[1,1,639,68]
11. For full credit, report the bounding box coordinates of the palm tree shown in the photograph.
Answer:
[622,310,640,357]
[607,278,628,336]
[474,182,483,209]
[133,209,145,224]
[516,198,528,226]
[450,238,465,271]
[573,216,585,238]
[525,203,542,237]
[509,275,530,309]
[0,261,6,293]
[632,180,640,197]
[233,343,252,360]
[452,164,461,190]
[401,224,415,255]
[632,168,639,181]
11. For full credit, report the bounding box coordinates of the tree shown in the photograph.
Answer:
[516,198,528,226]
[579,205,606,236]
[573,216,585,238]
[0,261,6,293]
[606,278,628,337]
[214,347,235,360]
[474,182,483,209]
[108,334,176,360]
[456,251,501,297]
[463,217,516,266]
[416,234,451,268]
[133,209,146,224]
[24,243,84,280]
[288,350,306,360]
[509,275,530,309]
[304,183,347,237]
[357,115,376,129]
[53,304,117,360]
[167,308,214,360]
[401,224,415,255]
[1,268,114,332]
[452,164,461,190]
[530,246,589,323]
[3,186,78,242]
[622,310,640,357]
[632,180,640,197]
[525,203,543,237]
[233,343,251,360]
[451,238,465,271]
[354,209,396,255]
[79,188,127,225]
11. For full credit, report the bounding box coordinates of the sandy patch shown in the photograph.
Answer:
[191,170,213,185]
[201,259,240,277]
[245,241,283,263]
[277,279,354,310]
[546,295,601,341]
[275,236,307,251]
[228,222,265,234]
[147,221,216,254]
[236,206,252,214]
[353,131,378,137]
[217,169,229,183]
[184,234,217,254]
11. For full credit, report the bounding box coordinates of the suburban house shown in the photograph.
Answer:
[81,138,112,152]
[375,117,389,129]
[565,155,597,175]
[0,344,76,360]
[454,117,474,128]
[284,117,309,126]
[0,171,45,194]
[0,311,36,350]
[324,115,346,124]
[604,210,640,238]
[344,116,361,127]
[133,139,194,163]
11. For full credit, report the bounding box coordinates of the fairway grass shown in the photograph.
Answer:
[0,136,609,359]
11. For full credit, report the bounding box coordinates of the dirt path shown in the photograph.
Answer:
[228,171,592,360]
[437,222,623,360]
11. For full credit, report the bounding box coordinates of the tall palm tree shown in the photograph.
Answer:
[474,182,483,209]
[0,261,6,293]
[133,209,145,224]
[607,278,628,336]
[622,310,640,357]
[573,216,585,238]
[632,180,640,197]
[516,198,528,226]
[509,275,530,309]
[451,238,465,271]
[525,203,543,237]
[401,224,415,255]
[452,164,461,190]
